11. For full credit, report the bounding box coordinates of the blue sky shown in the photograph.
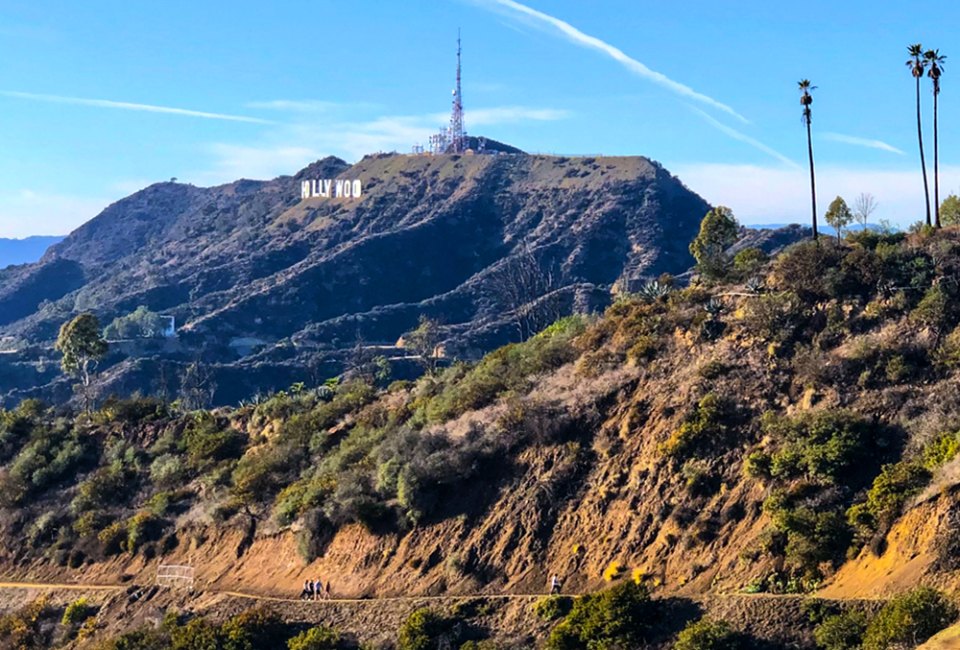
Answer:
[0,0,957,237]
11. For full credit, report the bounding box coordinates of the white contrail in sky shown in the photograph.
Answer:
[0,91,273,124]
[689,106,800,169]
[476,0,749,124]
[821,132,905,155]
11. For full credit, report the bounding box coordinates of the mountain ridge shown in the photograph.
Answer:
[1,150,718,405]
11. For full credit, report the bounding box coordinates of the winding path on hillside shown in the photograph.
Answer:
[0,579,554,603]
[0,579,883,603]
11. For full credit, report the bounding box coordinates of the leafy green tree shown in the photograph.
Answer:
[941,194,960,226]
[825,196,854,243]
[925,49,946,228]
[55,313,108,410]
[863,587,957,649]
[103,306,169,340]
[689,207,739,279]
[799,80,819,240]
[404,316,443,374]
[907,44,932,226]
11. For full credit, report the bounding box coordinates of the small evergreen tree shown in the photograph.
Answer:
[825,196,854,243]
[689,207,739,279]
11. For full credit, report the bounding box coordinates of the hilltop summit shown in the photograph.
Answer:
[0,150,711,405]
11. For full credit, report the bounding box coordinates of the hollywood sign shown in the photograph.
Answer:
[301,179,363,199]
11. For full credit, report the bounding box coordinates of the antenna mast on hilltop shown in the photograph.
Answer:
[449,30,467,153]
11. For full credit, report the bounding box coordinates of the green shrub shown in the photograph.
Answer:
[911,284,955,333]
[762,410,879,483]
[814,611,868,650]
[95,395,168,424]
[923,431,960,470]
[737,291,805,343]
[287,626,341,650]
[398,608,454,650]
[182,415,245,472]
[62,596,95,626]
[149,453,186,488]
[744,450,772,479]
[661,393,730,459]
[862,587,957,650]
[97,522,126,556]
[763,495,851,578]
[847,461,931,543]
[534,596,573,621]
[126,511,162,553]
[422,316,585,424]
[674,618,743,650]
[0,597,55,649]
[770,240,843,301]
[544,582,657,650]
[72,465,130,513]
[219,606,287,650]
[169,617,222,650]
[733,248,768,276]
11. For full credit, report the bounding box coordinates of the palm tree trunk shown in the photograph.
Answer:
[917,77,932,226]
[806,119,818,240]
[934,91,940,228]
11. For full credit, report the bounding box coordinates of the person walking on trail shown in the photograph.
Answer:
[300,579,313,601]
[313,578,323,601]
[550,574,562,594]
[323,580,332,600]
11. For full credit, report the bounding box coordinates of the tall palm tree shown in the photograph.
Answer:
[907,44,931,226]
[926,49,946,228]
[799,79,818,240]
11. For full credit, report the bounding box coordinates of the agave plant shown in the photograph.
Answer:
[704,298,724,318]
[745,276,765,294]
[637,280,673,302]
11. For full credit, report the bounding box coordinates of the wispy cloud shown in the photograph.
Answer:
[821,132,906,155]
[0,91,274,124]
[473,0,748,124]
[688,107,799,169]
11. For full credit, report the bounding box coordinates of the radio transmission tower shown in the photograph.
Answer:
[448,30,467,153]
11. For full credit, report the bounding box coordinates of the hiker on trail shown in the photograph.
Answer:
[323,580,332,600]
[300,579,313,600]
[550,574,561,594]
[313,578,323,601]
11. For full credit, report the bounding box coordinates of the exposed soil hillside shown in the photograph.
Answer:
[6,229,960,647]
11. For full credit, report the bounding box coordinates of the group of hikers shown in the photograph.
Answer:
[297,575,562,600]
[299,578,332,601]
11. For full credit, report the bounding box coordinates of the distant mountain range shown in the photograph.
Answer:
[0,236,64,269]
[747,222,889,234]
